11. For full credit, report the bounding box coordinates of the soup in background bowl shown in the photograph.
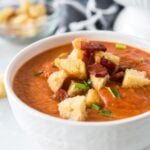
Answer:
[4,31,150,150]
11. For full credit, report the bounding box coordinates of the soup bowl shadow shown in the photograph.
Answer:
[4,31,150,150]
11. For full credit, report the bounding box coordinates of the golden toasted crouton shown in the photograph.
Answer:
[21,19,40,37]
[86,89,101,107]
[67,80,84,96]
[0,7,16,23]
[47,70,68,92]
[72,38,89,50]
[58,96,87,121]
[29,4,46,18]
[95,52,120,66]
[10,14,28,27]
[19,0,31,14]
[0,75,7,99]
[69,38,89,59]
[68,48,83,60]
[94,51,105,63]
[90,75,109,91]
[54,58,86,79]
[122,69,150,88]
[103,52,120,66]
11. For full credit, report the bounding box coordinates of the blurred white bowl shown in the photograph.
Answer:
[114,0,150,10]
[113,7,150,41]
[4,31,150,150]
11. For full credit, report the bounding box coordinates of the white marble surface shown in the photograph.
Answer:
[0,38,41,150]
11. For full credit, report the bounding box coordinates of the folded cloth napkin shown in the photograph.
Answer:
[53,0,122,34]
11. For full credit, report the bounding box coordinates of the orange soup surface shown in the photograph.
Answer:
[13,41,150,121]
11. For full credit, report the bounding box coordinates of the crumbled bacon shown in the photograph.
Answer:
[88,63,108,77]
[100,57,116,75]
[81,41,106,64]
[110,71,125,82]
[110,67,127,82]
[51,89,68,102]
[80,41,107,52]
[83,52,95,65]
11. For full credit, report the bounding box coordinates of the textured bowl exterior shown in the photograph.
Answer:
[5,31,150,150]
[114,0,150,10]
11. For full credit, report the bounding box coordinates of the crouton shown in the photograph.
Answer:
[0,7,16,23]
[95,52,120,66]
[0,74,7,99]
[67,80,84,96]
[58,96,87,121]
[19,0,31,14]
[122,69,150,88]
[68,48,83,60]
[68,38,89,59]
[103,52,120,66]
[72,38,89,50]
[54,58,87,79]
[86,89,101,107]
[28,4,46,18]
[90,75,109,91]
[47,70,68,92]
[94,51,105,63]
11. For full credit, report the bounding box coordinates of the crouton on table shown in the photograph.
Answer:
[0,74,6,99]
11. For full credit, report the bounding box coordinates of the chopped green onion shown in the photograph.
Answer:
[34,71,43,76]
[106,87,121,98]
[91,104,101,111]
[83,79,92,87]
[115,43,127,49]
[100,109,112,117]
[75,80,91,90]
[139,56,145,63]
[75,83,89,90]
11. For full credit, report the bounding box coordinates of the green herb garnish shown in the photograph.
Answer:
[75,80,92,90]
[106,87,121,98]
[100,109,112,117]
[115,43,127,49]
[139,56,145,63]
[91,104,101,111]
[34,71,43,76]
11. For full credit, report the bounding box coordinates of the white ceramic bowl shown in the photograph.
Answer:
[114,0,150,10]
[4,31,150,150]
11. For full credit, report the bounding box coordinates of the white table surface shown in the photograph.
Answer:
[0,37,150,150]
[0,38,41,150]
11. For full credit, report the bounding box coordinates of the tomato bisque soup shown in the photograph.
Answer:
[13,38,150,122]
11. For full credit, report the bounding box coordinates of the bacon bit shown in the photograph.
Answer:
[88,63,108,77]
[100,57,116,75]
[80,41,107,52]
[81,41,106,64]
[117,67,126,72]
[51,89,68,102]
[110,71,125,82]
[110,67,126,82]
